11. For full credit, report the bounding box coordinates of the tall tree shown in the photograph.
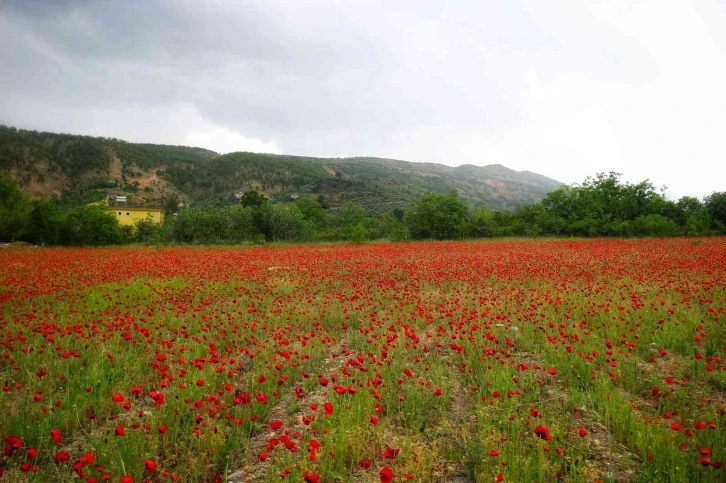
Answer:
[705,192,726,229]
[406,190,469,240]
[0,173,32,242]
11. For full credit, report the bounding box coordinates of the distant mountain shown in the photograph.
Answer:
[0,125,563,213]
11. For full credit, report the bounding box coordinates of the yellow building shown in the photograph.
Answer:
[108,206,165,226]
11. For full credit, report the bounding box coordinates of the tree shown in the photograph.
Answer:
[164,194,180,214]
[632,214,680,237]
[134,217,163,244]
[268,204,311,242]
[376,212,408,241]
[705,192,726,231]
[331,203,369,242]
[0,172,32,242]
[240,190,268,208]
[27,197,64,245]
[58,206,125,245]
[294,197,326,229]
[406,190,469,240]
[224,206,259,243]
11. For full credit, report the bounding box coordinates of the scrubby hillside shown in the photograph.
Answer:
[0,126,562,213]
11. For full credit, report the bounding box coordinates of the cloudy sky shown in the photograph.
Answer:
[2,0,725,199]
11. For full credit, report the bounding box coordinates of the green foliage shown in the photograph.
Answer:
[705,192,726,230]
[536,172,711,237]
[0,125,562,214]
[239,190,268,208]
[328,203,370,241]
[3,150,725,246]
[0,172,33,241]
[26,197,64,245]
[375,212,408,241]
[268,204,313,242]
[133,217,164,244]
[405,190,469,239]
[164,194,180,214]
[632,214,681,237]
[58,206,126,245]
[294,197,326,228]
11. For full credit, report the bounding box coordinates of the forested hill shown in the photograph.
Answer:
[0,125,562,213]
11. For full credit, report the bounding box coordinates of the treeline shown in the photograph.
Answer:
[1,171,725,245]
[482,173,726,237]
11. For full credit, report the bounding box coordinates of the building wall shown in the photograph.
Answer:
[109,209,165,226]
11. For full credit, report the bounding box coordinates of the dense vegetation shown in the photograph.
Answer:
[1,171,725,245]
[0,125,561,213]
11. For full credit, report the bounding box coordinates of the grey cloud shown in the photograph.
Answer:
[1,0,725,197]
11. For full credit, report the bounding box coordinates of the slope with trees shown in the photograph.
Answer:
[0,125,562,213]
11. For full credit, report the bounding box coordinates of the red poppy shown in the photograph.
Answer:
[534,425,552,441]
[324,402,334,416]
[383,446,400,459]
[54,451,70,464]
[380,467,394,483]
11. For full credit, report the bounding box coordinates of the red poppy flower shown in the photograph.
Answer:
[383,446,400,459]
[578,427,587,438]
[324,402,334,416]
[380,467,394,483]
[534,425,552,441]
[145,460,157,471]
[55,451,70,464]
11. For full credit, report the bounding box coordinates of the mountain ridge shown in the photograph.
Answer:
[0,125,563,214]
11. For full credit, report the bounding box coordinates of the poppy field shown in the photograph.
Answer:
[1,238,725,482]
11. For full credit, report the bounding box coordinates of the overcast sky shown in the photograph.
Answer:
[2,0,725,199]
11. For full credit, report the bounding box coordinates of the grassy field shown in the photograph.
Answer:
[1,239,725,482]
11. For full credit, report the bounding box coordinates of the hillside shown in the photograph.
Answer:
[0,125,563,214]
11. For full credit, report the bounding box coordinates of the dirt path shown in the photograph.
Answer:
[227,339,349,483]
